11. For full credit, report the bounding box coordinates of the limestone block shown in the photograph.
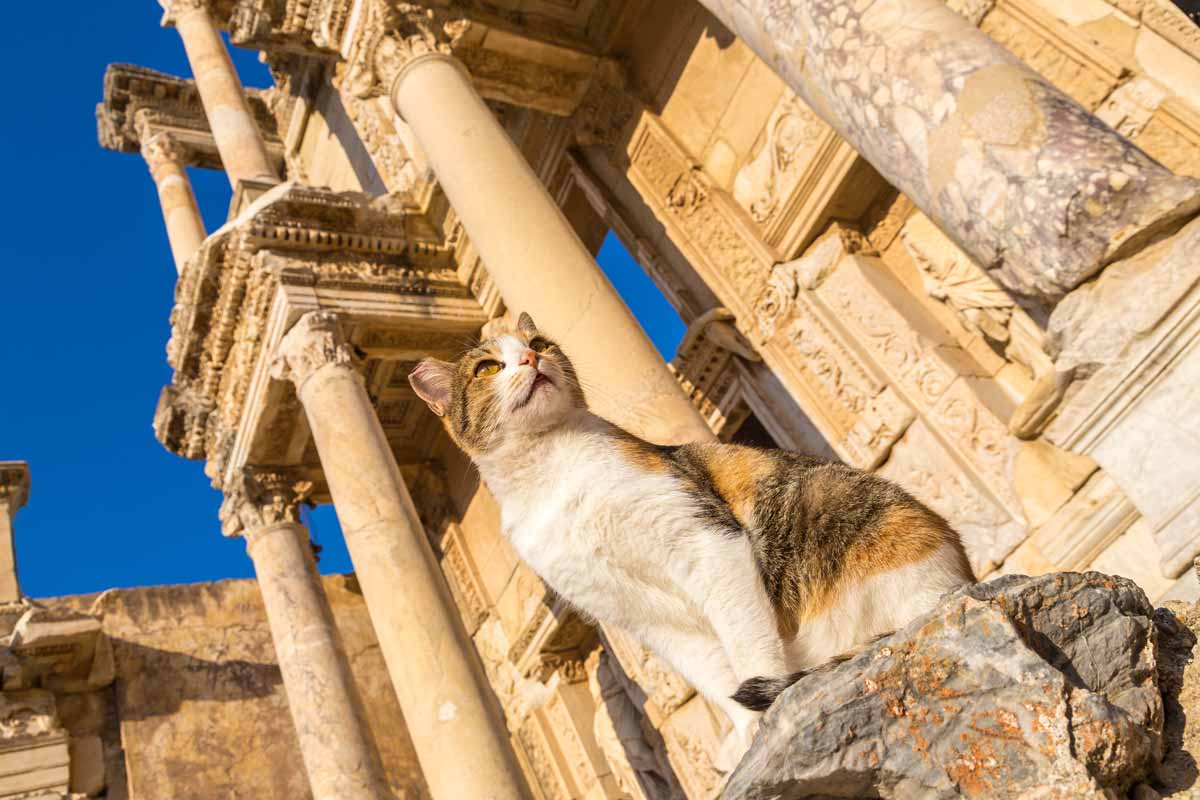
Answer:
[1027,470,1137,571]
[1048,216,1200,577]
[659,27,758,159]
[83,578,425,800]
[0,690,70,798]
[995,537,1055,576]
[725,573,1162,798]
[68,733,105,796]
[1159,570,1200,605]
[1090,521,1176,602]
[455,483,521,608]
[659,695,728,800]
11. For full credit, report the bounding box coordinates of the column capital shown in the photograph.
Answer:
[339,0,470,102]
[219,466,312,537]
[140,129,188,174]
[0,463,30,512]
[270,311,358,391]
[158,0,210,24]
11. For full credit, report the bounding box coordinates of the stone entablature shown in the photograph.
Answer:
[156,182,483,491]
[96,63,284,173]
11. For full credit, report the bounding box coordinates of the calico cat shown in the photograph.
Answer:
[409,313,974,753]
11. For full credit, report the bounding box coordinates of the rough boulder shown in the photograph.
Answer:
[723,573,1175,799]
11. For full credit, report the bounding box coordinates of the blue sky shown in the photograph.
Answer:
[1,6,683,598]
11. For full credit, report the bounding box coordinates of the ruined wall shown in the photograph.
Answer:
[49,576,426,800]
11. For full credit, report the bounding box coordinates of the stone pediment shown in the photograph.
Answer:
[156,182,488,492]
[96,63,284,172]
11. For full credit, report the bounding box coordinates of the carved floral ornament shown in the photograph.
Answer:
[140,130,189,173]
[269,310,359,390]
[339,1,470,100]
[219,466,313,536]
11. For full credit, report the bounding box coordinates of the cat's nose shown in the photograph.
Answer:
[519,349,538,368]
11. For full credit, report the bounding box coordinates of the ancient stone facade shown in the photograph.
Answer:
[6,0,1188,796]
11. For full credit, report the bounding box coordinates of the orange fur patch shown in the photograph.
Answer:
[693,444,778,529]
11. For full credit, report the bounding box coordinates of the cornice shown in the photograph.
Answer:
[156,183,470,472]
[96,63,283,171]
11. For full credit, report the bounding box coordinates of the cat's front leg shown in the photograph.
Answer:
[675,533,790,684]
[637,625,760,747]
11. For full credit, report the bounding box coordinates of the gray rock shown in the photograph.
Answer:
[723,573,1162,799]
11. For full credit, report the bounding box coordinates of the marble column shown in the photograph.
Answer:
[220,467,391,800]
[270,312,530,800]
[695,0,1200,305]
[0,462,29,604]
[140,131,207,274]
[161,0,278,186]
[341,6,712,444]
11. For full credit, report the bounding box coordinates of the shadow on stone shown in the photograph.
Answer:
[1152,604,1199,795]
[109,639,283,721]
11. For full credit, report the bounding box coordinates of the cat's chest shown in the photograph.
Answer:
[497,448,690,579]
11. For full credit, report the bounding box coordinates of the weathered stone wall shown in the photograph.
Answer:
[49,576,426,800]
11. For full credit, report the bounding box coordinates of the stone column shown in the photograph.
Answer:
[694,0,1199,305]
[341,6,712,444]
[0,462,29,604]
[220,467,391,800]
[161,0,278,186]
[140,131,207,273]
[270,312,530,800]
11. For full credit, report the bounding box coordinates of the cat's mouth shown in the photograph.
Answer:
[515,372,554,409]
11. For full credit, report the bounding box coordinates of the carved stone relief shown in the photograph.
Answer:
[625,118,775,321]
[900,212,1052,379]
[749,232,915,469]
[816,254,1025,522]
[586,648,681,800]
[733,93,830,226]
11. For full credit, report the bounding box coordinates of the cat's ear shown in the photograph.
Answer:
[517,312,538,337]
[408,359,454,417]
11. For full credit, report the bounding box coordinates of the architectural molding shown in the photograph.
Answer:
[97,63,284,173]
[155,182,482,484]
[219,466,314,537]
[270,311,359,390]
[140,129,189,173]
[0,463,30,512]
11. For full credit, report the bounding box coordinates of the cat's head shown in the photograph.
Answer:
[408,312,585,456]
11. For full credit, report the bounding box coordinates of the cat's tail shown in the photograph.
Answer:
[733,632,895,711]
[731,673,807,711]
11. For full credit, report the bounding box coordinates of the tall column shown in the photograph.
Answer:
[140,131,207,273]
[693,0,1199,305]
[270,312,530,800]
[220,467,392,800]
[0,462,29,604]
[341,6,712,444]
[160,0,278,186]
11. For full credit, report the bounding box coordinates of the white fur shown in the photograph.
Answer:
[457,336,966,752]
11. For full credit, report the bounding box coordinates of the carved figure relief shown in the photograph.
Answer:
[901,213,1014,344]
[900,211,1051,379]
[734,93,828,224]
[586,649,680,800]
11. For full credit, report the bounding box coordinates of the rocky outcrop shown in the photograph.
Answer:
[724,573,1170,799]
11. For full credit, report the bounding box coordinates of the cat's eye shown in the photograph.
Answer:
[474,360,502,378]
[529,337,550,353]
